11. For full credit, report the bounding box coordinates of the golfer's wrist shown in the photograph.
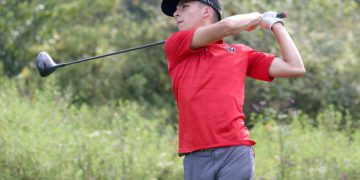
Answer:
[271,22,285,31]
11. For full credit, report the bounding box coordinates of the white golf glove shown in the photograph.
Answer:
[260,11,284,30]
[262,11,278,18]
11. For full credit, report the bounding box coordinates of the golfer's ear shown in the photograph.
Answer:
[201,6,211,18]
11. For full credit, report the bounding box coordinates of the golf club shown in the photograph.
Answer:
[36,41,165,77]
[36,12,288,77]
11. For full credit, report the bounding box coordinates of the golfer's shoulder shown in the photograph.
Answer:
[165,30,196,51]
[166,30,196,44]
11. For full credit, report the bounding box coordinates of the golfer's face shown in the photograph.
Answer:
[174,1,203,30]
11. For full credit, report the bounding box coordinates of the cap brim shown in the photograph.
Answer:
[161,0,180,17]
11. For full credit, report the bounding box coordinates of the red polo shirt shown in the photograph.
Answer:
[164,30,276,154]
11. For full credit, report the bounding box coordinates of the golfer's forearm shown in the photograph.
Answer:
[191,13,261,49]
[272,23,305,71]
[222,12,262,34]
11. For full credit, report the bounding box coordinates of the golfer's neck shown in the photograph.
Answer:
[191,20,215,30]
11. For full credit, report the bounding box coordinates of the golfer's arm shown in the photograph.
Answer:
[191,12,262,49]
[269,23,306,78]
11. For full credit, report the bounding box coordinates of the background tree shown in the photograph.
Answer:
[1,0,359,126]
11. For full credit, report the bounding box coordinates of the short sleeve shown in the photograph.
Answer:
[246,49,276,82]
[164,30,198,68]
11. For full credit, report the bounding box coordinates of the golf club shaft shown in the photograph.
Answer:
[56,40,166,68]
[54,12,287,68]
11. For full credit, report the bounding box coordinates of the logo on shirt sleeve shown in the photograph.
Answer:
[226,45,236,54]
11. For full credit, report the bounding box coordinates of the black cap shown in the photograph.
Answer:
[161,0,222,21]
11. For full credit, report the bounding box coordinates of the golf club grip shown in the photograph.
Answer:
[276,12,288,18]
[58,41,166,67]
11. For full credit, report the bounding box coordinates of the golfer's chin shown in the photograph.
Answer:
[177,24,192,31]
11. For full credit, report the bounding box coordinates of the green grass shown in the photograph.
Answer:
[0,77,359,179]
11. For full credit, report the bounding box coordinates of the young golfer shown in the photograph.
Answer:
[161,0,305,179]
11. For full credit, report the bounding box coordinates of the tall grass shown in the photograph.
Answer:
[0,76,359,179]
[0,77,182,179]
[252,109,360,180]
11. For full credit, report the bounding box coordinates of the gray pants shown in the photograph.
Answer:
[183,146,255,180]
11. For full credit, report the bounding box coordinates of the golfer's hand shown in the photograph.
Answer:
[260,11,284,30]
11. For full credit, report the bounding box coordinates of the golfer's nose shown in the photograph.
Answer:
[173,9,180,17]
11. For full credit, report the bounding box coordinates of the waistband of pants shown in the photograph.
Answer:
[179,148,216,157]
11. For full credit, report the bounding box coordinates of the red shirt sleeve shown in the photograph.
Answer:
[246,48,276,82]
[164,30,199,68]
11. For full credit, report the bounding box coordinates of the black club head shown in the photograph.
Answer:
[36,52,58,77]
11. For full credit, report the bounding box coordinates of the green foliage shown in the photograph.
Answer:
[1,0,359,179]
[0,77,182,179]
[227,0,360,123]
[1,0,359,124]
[251,109,360,180]
[1,2,359,177]
[1,1,360,178]
[1,0,172,106]
[1,76,359,179]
